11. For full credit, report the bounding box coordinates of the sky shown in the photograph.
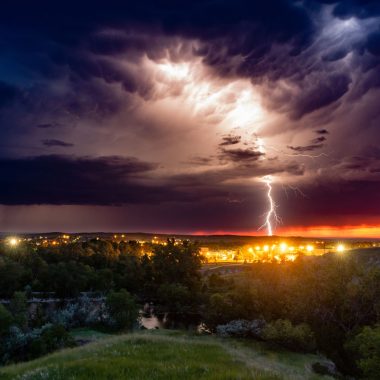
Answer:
[1,0,380,236]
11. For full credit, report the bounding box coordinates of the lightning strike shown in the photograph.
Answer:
[264,144,329,159]
[259,175,281,236]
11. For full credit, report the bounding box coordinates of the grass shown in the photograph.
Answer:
[70,327,112,342]
[0,330,333,380]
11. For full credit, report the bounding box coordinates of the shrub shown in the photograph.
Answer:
[0,323,75,363]
[28,324,75,359]
[9,291,28,329]
[261,319,316,352]
[346,325,380,379]
[0,304,13,337]
[216,319,265,338]
[106,289,138,330]
[49,296,109,328]
[312,361,338,377]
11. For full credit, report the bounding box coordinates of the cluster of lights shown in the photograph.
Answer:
[113,234,126,239]
[247,243,314,253]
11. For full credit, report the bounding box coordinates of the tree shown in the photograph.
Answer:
[9,291,28,329]
[106,289,138,330]
[347,325,380,379]
[261,319,316,352]
[0,304,13,337]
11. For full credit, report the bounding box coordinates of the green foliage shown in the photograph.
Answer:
[28,324,75,359]
[346,325,380,379]
[157,283,193,312]
[203,282,259,328]
[0,304,13,337]
[0,323,75,364]
[152,239,202,289]
[0,260,25,298]
[106,289,138,330]
[261,319,316,352]
[9,291,28,329]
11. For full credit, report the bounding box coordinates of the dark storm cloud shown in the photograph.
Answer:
[336,153,380,172]
[330,1,380,19]
[219,148,264,162]
[0,155,162,205]
[219,135,241,146]
[312,136,327,143]
[367,31,380,56]
[0,155,254,206]
[0,81,18,108]
[36,123,60,129]
[184,156,214,166]
[42,139,74,148]
[168,160,304,191]
[280,178,380,225]
[316,129,329,135]
[291,74,351,119]
[287,144,323,153]
[0,0,377,124]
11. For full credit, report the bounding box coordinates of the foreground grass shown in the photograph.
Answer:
[70,327,113,341]
[0,330,332,380]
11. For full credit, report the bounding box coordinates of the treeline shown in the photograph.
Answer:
[0,239,202,301]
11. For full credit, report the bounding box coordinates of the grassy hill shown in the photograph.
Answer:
[0,330,333,380]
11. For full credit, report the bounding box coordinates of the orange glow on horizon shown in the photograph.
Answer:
[193,225,380,238]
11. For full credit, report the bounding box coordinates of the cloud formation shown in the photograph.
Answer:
[0,0,380,232]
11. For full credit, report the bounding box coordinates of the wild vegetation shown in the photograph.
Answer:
[0,330,333,380]
[0,239,379,378]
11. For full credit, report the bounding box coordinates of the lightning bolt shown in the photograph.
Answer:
[254,138,320,235]
[254,138,281,236]
[263,175,275,236]
[258,175,281,236]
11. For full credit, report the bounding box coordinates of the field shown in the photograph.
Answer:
[0,330,333,380]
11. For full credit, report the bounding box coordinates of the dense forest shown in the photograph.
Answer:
[0,239,379,378]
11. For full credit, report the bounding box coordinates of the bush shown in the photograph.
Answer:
[0,323,75,363]
[312,361,338,377]
[28,324,75,359]
[261,319,316,352]
[9,291,28,329]
[0,304,13,337]
[216,319,265,338]
[346,325,380,379]
[106,289,138,330]
[49,296,109,328]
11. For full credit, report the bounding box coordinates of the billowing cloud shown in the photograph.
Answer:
[0,0,380,232]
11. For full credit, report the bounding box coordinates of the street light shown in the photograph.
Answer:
[8,238,18,247]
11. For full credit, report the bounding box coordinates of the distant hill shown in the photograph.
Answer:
[0,330,333,380]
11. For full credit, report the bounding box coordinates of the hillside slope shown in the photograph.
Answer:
[0,330,332,380]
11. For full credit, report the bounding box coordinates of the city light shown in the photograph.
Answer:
[306,245,314,253]
[263,245,269,252]
[286,254,297,262]
[8,238,19,247]
[280,243,288,252]
[337,244,345,253]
